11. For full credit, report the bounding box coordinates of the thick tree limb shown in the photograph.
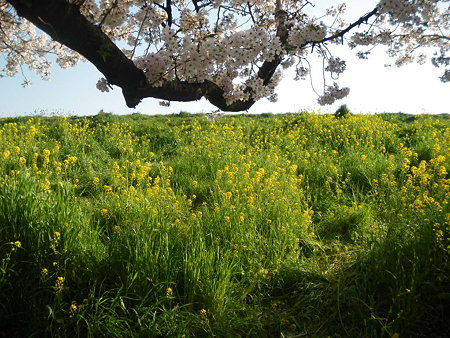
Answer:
[7,0,148,107]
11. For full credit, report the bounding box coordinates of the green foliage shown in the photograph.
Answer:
[0,112,449,336]
[335,104,352,118]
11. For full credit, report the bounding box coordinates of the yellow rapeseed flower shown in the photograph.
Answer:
[166,287,173,296]
[19,157,27,166]
[101,208,108,216]
[41,179,51,192]
[2,149,11,160]
[53,232,61,241]
[55,276,65,290]
[41,268,49,277]
[64,156,77,166]
[13,240,22,248]
[69,302,78,316]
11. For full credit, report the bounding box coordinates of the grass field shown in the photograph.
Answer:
[0,112,449,337]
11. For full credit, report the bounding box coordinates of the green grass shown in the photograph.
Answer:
[0,112,449,337]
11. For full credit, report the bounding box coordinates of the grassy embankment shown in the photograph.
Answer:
[0,112,449,337]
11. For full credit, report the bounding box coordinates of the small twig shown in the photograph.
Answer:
[99,0,118,27]
[247,2,256,24]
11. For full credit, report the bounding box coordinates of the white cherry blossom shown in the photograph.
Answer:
[1,0,449,109]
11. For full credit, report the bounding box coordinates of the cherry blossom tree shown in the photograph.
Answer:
[1,0,449,111]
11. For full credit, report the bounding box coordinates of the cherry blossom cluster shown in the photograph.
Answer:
[317,83,350,106]
[440,70,450,82]
[134,53,167,84]
[350,1,449,82]
[0,1,82,84]
[1,0,449,108]
[325,57,346,75]
[133,25,283,101]
[287,24,327,49]
[96,77,110,92]
[377,0,417,22]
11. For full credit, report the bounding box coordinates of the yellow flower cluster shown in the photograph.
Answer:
[1,113,448,321]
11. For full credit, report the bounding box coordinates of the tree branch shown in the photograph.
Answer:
[319,8,378,45]
[256,0,288,86]
[99,0,118,27]
[166,0,172,27]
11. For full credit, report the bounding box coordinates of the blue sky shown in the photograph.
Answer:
[0,0,448,117]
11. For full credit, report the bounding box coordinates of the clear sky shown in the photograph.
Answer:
[0,0,448,117]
